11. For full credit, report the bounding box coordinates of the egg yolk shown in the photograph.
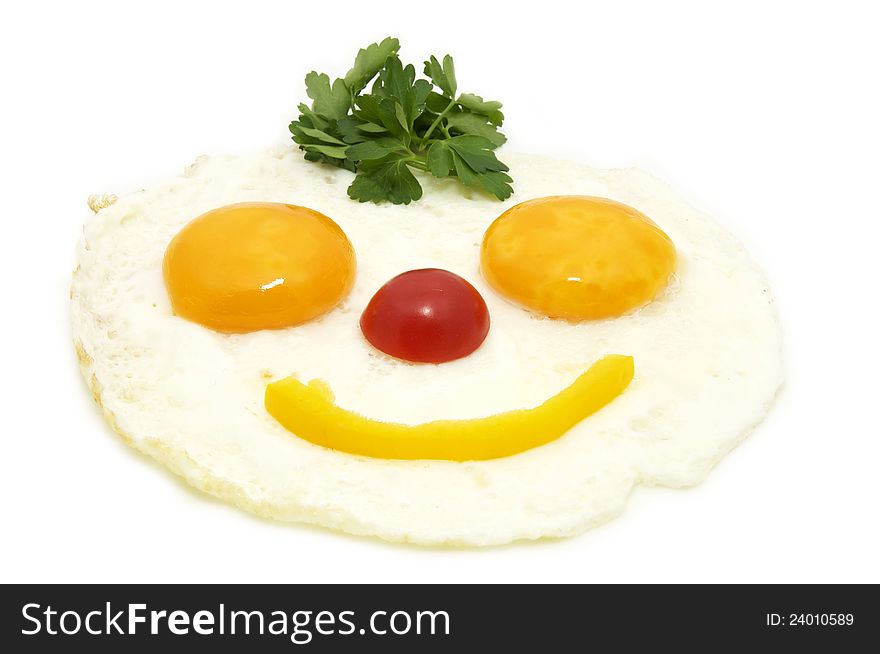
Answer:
[481,196,676,321]
[163,202,355,332]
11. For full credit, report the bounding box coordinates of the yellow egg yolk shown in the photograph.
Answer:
[163,202,355,332]
[481,196,676,321]
[265,355,634,461]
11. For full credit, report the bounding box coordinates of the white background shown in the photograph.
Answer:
[2,0,878,583]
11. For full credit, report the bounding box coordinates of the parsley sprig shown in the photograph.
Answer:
[289,38,512,205]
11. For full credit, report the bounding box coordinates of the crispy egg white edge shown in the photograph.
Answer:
[71,147,783,547]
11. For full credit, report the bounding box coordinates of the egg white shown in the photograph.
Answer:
[71,147,782,546]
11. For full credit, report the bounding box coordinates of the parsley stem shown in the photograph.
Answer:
[406,157,428,171]
[421,97,457,144]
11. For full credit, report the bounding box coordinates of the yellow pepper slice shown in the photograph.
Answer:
[265,354,634,461]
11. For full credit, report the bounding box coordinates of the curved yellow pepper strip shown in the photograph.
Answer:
[265,354,634,461]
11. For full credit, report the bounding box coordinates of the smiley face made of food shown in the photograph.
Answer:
[72,149,781,546]
[72,39,780,546]
[160,195,676,461]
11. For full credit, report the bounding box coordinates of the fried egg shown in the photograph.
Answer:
[71,146,782,546]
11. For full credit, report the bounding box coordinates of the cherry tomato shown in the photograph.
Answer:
[360,268,491,363]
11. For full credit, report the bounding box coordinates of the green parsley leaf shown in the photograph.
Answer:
[446,110,507,146]
[475,170,514,200]
[304,72,350,120]
[375,56,415,103]
[451,149,479,186]
[425,91,451,114]
[301,143,350,159]
[447,135,509,173]
[293,125,348,146]
[344,37,400,94]
[423,55,457,98]
[346,138,406,161]
[458,93,504,125]
[289,38,512,204]
[426,141,454,178]
[348,154,423,205]
[294,103,331,131]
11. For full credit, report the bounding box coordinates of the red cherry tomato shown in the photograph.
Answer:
[360,268,491,363]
